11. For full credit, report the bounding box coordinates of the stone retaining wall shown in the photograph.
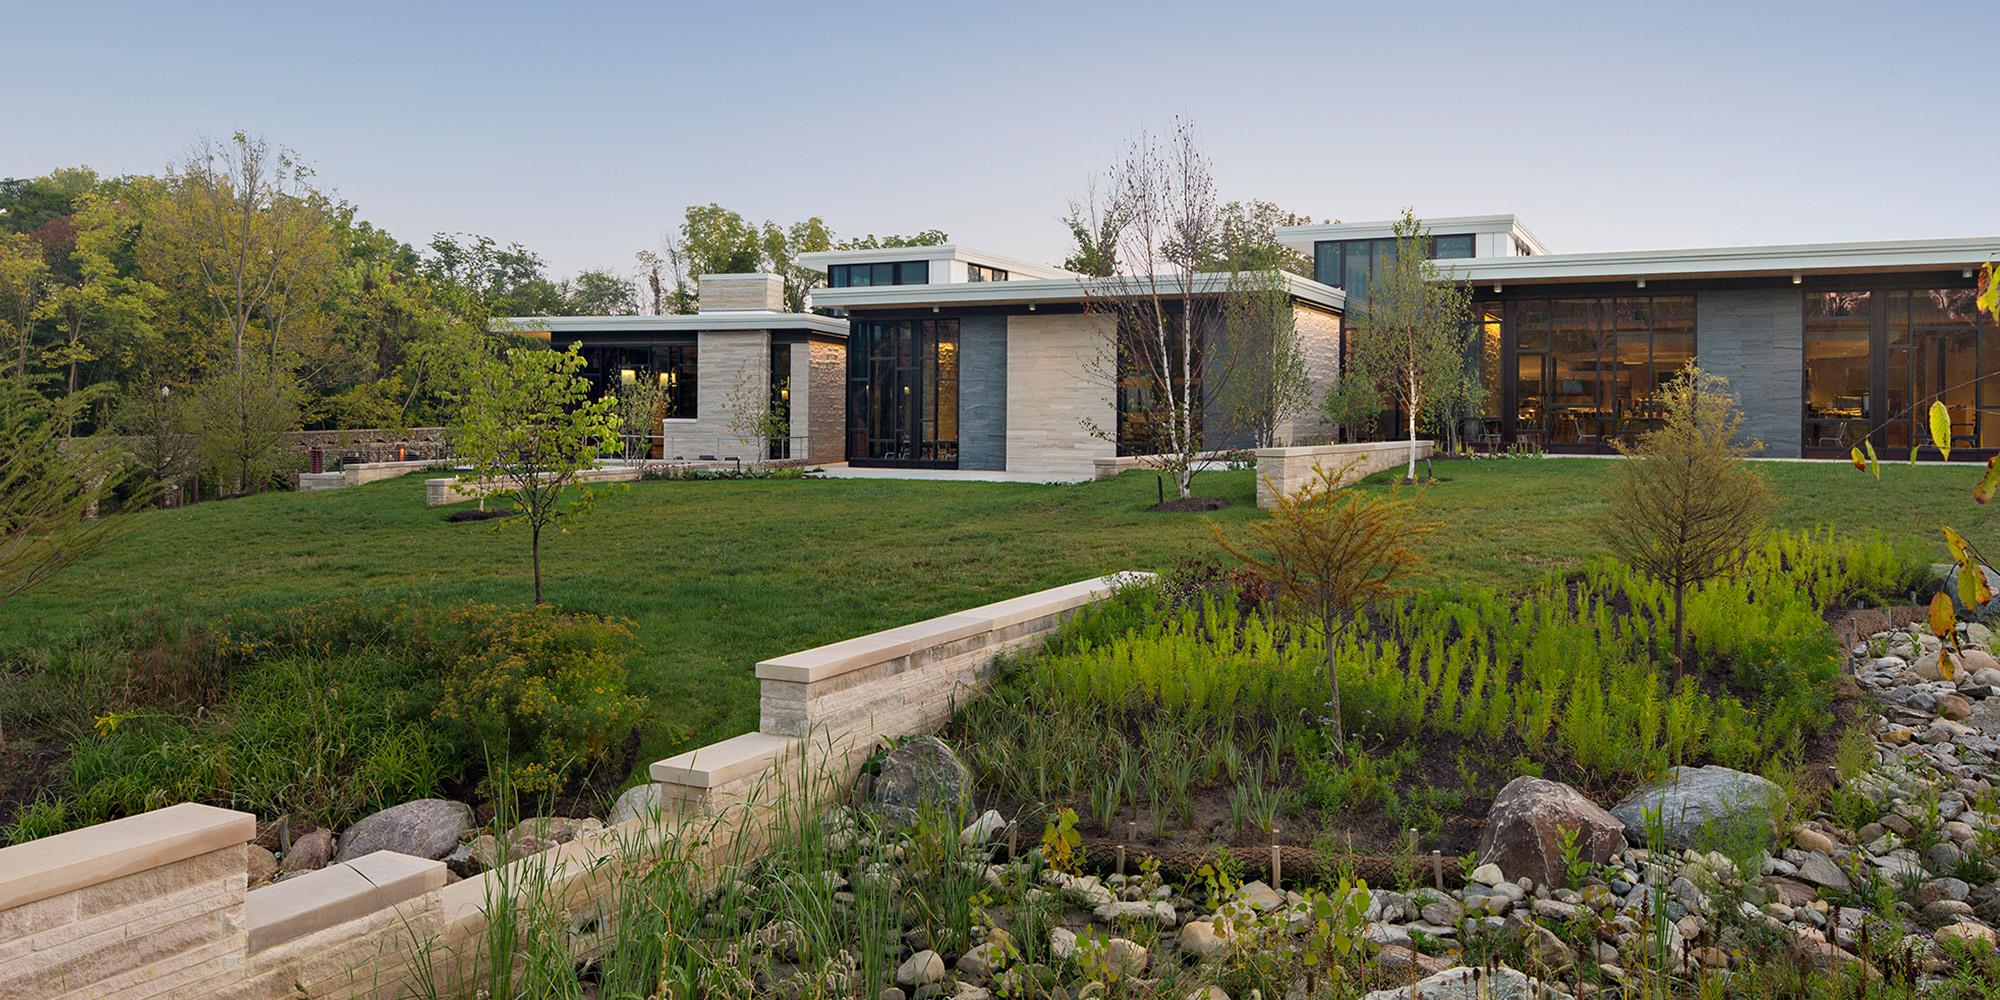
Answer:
[0,574,1141,998]
[1252,440,1436,507]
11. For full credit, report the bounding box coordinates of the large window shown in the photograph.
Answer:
[1114,313,1202,457]
[846,318,959,466]
[1509,295,1695,446]
[769,343,792,459]
[828,260,929,288]
[1803,292,1872,450]
[573,342,697,418]
[1312,234,1476,301]
[1804,287,1996,453]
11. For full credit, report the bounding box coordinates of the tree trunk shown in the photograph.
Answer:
[531,523,543,605]
[1671,581,1687,685]
[1406,395,1419,482]
[1325,613,1344,747]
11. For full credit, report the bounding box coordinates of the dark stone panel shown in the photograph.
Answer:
[959,315,1008,470]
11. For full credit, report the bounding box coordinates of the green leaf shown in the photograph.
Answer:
[1864,440,1881,481]
[1910,444,1920,467]
[1930,400,1953,461]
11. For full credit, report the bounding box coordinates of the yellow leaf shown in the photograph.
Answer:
[1851,446,1867,472]
[1977,456,2000,504]
[1945,525,1975,565]
[1931,589,1957,640]
[1941,647,1958,683]
[1864,440,1880,481]
[1930,400,1953,461]
[1981,263,2000,321]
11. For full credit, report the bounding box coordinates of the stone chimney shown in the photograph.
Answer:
[698,272,786,312]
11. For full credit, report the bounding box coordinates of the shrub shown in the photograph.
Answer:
[433,605,646,795]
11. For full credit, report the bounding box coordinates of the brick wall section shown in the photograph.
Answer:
[957,314,1008,471]
[1253,441,1436,507]
[807,338,846,464]
[1695,288,1803,456]
[1004,313,1116,476]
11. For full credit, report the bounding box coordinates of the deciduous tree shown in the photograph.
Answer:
[1335,210,1475,481]
[0,231,50,376]
[0,376,128,607]
[455,344,622,604]
[1594,366,1775,681]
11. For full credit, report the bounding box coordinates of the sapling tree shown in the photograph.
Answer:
[1334,210,1476,480]
[455,343,621,604]
[1213,465,1430,744]
[1593,366,1775,682]
[0,377,128,608]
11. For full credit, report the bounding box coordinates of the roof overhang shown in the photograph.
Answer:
[1434,237,2000,286]
[494,311,849,337]
[1278,214,1549,255]
[795,243,1073,280]
[808,271,1346,313]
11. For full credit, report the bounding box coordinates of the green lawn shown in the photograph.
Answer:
[3,457,1988,763]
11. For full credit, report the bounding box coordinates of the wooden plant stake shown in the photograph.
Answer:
[1432,849,1444,890]
[1270,827,1282,890]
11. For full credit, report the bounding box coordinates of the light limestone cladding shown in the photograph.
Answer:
[1252,440,1436,507]
[661,329,770,460]
[696,272,785,312]
[1280,304,1342,445]
[1003,313,1115,476]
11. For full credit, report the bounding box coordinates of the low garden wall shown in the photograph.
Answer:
[1252,440,1435,507]
[423,465,646,506]
[300,460,445,492]
[0,573,1142,999]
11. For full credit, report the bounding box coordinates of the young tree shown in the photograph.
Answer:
[112,379,200,506]
[1593,366,1776,682]
[1074,119,1274,500]
[1216,270,1314,448]
[0,231,50,376]
[455,344,621,604]
[0,376,128,607]
[1214,465,1431,745]
[188,361,301,495]
[1335,210,1476,481]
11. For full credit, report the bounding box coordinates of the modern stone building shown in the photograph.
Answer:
[1277,215,2000,458]
[800,244,1346,478]
[513,217,2000,473]
[507,272,848,464]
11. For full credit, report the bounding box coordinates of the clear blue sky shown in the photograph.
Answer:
[9,1,1997,278]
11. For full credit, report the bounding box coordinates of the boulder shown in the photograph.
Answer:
[1177,920,1230,961]
[335,799,474,863]
[1609,766,1783,852]
[961,809,1007,846]
[1794,852,1852,892]
[246,845,279,886]
[608,783,661,825]
[1103,938,1149,977]
[869,736,971,824]
[1936,922,1999,951]
[895,949,945,987]
[279,828,335,874]
[1360,966,1568,1000]
[1477,777,1628,888]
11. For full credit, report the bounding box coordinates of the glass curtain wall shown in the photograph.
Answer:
[846,318,959,466]
[1804,287,1994,453]
[769,343,792,459]
[572,342,697,417]
[1509,295,1694,447]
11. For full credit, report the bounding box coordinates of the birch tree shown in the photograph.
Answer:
[1339,210,1475,481]
[1075,120,1269,500]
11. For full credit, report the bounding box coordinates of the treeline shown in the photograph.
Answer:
[0,132,948,496]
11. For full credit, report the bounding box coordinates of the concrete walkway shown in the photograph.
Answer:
[812,463,1091,485]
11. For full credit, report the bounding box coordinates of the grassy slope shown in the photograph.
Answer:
[3,457,1987,763]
